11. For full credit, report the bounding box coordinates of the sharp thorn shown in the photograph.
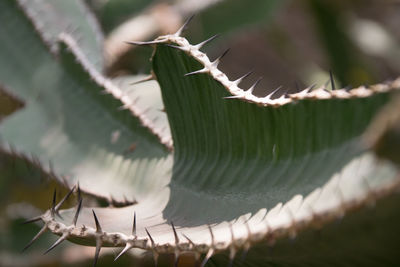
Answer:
[132,212,136,236]
[248,77,263,94]
[145,229,160,267]
[228,223,236,267]
[195,34,220,49]
[224,95,244,99]
[200,248,214,267]
[51,189,57,218]
[212,48,230,66]
[55,185,76,212]
[234,70,253,85]
[22,225,47,252]
[44,233,68,255]
[184,68,207,76]
[295,81,300,92]
[93,237,102,267]
[165,44,188,52]
[92,210,102,233]
[129,75,154,85]
[329,70,336,90]
[307,83,316,92]
[165,44,181,49]
[145,228,155,247]
[73,198,83,226]
[171,222,179,244]
[125,40,164,46]
[145,228,159,267]
[208,225,215,244]
[218,48,230,60]
[77,182,81,200]
[182,233,195,247]
[114,243,132,261]
[268,86,283,98]
[22,215,41,225]
[174,14,195,36]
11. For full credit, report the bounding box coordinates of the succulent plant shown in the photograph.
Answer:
[1,0,400,266]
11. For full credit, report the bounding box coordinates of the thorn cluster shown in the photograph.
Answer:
[126,21,400,107]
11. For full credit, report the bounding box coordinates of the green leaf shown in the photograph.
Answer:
[38,33,400,266]
[0,0,171,203]
[16,0,104,70]
[3,2,400,265]
[152,39,398,224]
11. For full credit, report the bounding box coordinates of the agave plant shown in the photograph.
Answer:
[1,0,400,266]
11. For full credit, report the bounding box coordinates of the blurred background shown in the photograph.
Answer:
[1,0,400,266]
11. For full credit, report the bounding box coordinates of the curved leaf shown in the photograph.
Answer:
[38,33,400,266]
[16,0,104,70]
[0,1,171,203]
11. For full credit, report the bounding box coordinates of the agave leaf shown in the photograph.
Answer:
[0,1,172,203]
[36,32,400,266]
[16,0,104,70]
[3,1,400,265]
[111,75,171,145]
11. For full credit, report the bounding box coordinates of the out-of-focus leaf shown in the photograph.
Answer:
[17,0,104,70]
[0,1,172,203]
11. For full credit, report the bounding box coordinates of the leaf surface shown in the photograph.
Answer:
[0,1,172,203]
[44,34,400,266]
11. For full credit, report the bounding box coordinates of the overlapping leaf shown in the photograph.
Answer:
[0,0,171,204]
[1,1,400,266]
